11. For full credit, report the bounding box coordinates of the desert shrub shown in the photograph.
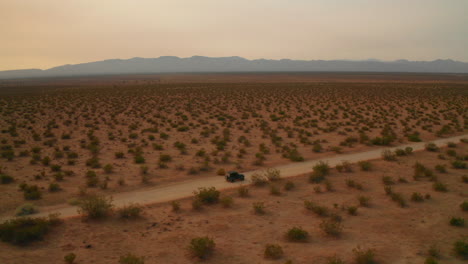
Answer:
[0,173,14,184]
[348,206,358,215]
[433,182,448,192]
[347,179,363,190]
[134,155,145,164]
[434,164,447,173]
[461,201,468,211]
[286,227,309,242]
[118,204,142,219]
[15,203,38,216]
[312,161,330,178]
[425,143,439,152]
[48,183,61,192]
[452,160,467,169]
[270,184,281,196]
[381,149,396,161]
[405,147,413,155]
[391,192,407,207]
[0,216,58,245]
[192,198,203,211]
[304,201,328,216]
[77,195,113,219]
[336,161,352,173]
[103,164,113,173]
[358,196,370,207]
[320,219,343,237]
[50,164,61,172]
[251,173,268,186]
[381,176,395,185]
[414,162,434,179]
[398,177,408,183]
[193,187,220,204]
[449,217,465,227]
[446,149,457,157]
[253,202,266,215]
[238,185,249,197]
[265,168,281,181]
[119,253,145,264]
[352,247,377,264]
[407,133,421,142]
[23,184,42,200]
[189,236,215,259]
[64,253,76,264]
[284,181,295,191]
[115,152,125,158]
[453,239,468,259]
[159,154,172,162]
[86,170,99,187]
[358,161,372,171]
[220,196,233,208]
[411,192,424,202]
[394,148,406,156]
[264,244,284,259]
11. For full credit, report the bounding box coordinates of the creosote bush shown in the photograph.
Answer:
[0,173,14,184]
[0,214,61,245]
[193,187,220,204]
[353,247,377,264]
[358,161,372,171]
[286,226,309,242]
[189,236,215,259]
[264,244,284,259]
[449,217,465,227]
[453,238,468,259]
[118,204,142,219]
[253,202,266,215]
[319,219,343,237]
[64,253,76,264]
[77,195,113,219]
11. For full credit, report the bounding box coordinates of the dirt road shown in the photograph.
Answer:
[3,134,466,221]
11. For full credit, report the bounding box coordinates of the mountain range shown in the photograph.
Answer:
[1,56,468,79]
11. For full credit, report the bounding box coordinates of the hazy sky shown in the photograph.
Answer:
[1,0,467,70]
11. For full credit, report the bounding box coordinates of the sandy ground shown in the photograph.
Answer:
[2,134,465,221]
[1,80,466,216]
[0,140,466,264]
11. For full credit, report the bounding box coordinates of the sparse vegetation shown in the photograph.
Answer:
[189,236,215,259]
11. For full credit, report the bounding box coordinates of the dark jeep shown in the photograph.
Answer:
[225,171,245,182]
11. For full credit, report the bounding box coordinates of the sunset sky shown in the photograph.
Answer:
[1,0,467,71]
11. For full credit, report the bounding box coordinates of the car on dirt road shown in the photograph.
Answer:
[225,171,245,182]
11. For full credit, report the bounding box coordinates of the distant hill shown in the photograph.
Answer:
[1,56,468,79]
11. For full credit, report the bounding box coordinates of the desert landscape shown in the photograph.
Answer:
[0,73,467,264]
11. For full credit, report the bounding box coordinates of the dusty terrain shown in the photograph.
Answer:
[0,73,467,264]
[0,74,467,216]
[0,142,467,264]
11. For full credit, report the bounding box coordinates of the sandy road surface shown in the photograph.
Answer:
[2,134,466,221]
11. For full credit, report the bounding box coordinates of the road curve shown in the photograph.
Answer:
[2,134,466,221]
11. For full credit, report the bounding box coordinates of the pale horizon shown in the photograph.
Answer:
[1,0,467,71]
